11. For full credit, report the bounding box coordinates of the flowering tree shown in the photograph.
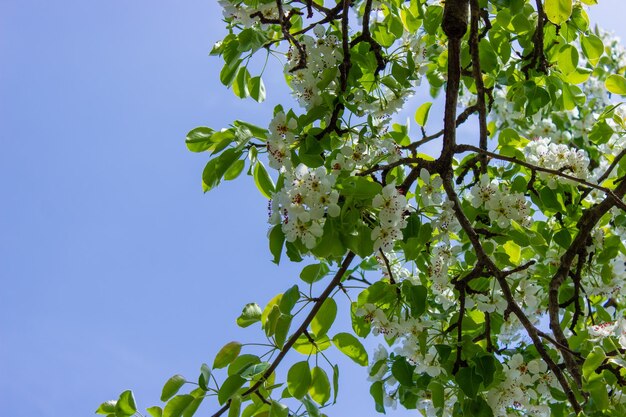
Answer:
[99,0,626,416]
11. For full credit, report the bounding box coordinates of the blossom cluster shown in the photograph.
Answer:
[371,185,409,253]
[469,174,532,228]
[524,137,590,186]
[269,164,339,248]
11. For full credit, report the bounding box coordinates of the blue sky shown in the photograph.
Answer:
[1,1,624,416]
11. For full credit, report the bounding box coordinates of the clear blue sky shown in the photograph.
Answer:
[0,1,624,416]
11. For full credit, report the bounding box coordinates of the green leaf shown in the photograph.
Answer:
[147,406,163,417]
[279,285,300,314]
[301,395,320,417]
[391,356,415,386]
[161,375,187,402]
[311,298,337,338]
[269,225,285,265]
[544,0,572,25]
[583,346,606,380]
[182,389,204,417]
[424,5,443,35]
[414,102,432,126]
[428,381,444,410]
[581,35,604,66]
[606,74,626,96]
[401,282,427,317]
[269,401,289,417]
[287,361,312,399]
[299,263,330,284]
[213,341,242,369]
[218,375,246,405]
[115,390,137,417]
[163,395,194,417]
[185,127,214,152]
[455,367,483,398]
[202,149,243,192]
[309,366,331,405]
[474,355,496,387]
[96,400,117,415]
[198,363,211,391]
[340,177,382,200]
[553,229,572,249]
[237,303,263,327]
[293,333,331,355]
[228,354,260,376]
[332,365,339,404]
[233,67,250,98]
[240,362,270,378]
[274,313,292,348]
[248,76,266,102]
[556,45,579,75]
[332,333,368,366]
[220,59,243,87]
[369,381,385,413]
[228,395,242,417]
[224,159,245,181]
[253,162,275,199]
[503,241,521,264]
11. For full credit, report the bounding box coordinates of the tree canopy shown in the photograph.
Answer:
[99,0,626,416]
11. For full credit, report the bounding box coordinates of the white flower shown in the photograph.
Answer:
[419,168,443,206]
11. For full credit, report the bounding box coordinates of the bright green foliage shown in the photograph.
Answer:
[101,0,626,417]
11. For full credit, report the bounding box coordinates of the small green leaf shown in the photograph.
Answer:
[198,364,211,391]
[279,285,300,314]
[556,45,579,75]
[233,67,250,98]
[606,74,626,96]
[228,395,241,417]
[301,395,320,417]
[269,225,285,265]
[240,362,270,378]
[311,298,337,338]
[369,381,385,413]
[163,395,194,417]
[147,406,163,417]
[213,341,242,369]
[237,303,263,328]
[202,149,242,192]
[218,375,246,405]
[248,76,266,102]
[269,400,289,417]
[391,356,415,386]
[553,229,572,249]
[544,0,572,25]
[185,127,214,152]
[253,162,275,199]
[115,390,137,417]
[583,346,606,380]
[220,59,242,86]
[332,333,368,366]
[228,354,260,376]
[287,361,312,399]
[401,282,427,317]
[455,367,483,398]
[414,102,432,126]
[96,400,117,415]
[299,263,330,284]
[332,365,339,404]
[161,375,187,402]
[182,388,204,417]
[224,159,245,181]
[309,367,331,405]
[581,35,604,66]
